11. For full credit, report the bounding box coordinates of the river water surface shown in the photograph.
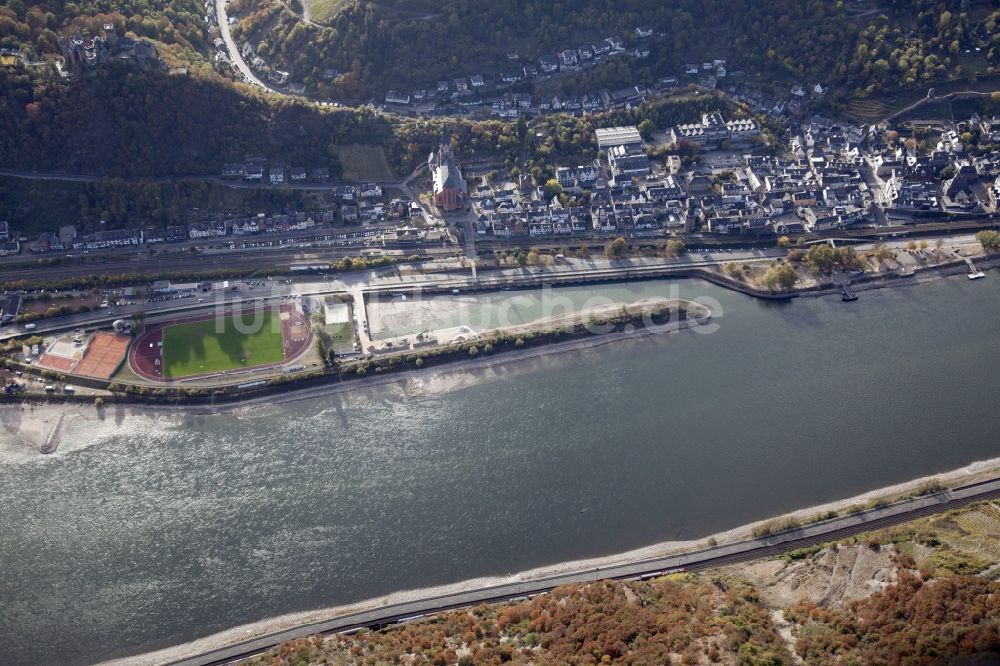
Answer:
[2,276,1000,665]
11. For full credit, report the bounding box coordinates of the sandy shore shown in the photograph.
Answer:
[0,402,87,454]
[108,454,1000,666]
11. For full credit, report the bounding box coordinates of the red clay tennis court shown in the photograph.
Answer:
[74,332,130,379]
[36,353,76,373]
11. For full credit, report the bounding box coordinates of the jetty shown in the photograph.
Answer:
[964,257,985,280]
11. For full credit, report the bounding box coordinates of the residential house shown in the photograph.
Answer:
[221,163,242,178]
[577,164,597,185]
[539,55,559,74]
[385,90,411,105]
[978,116,1000,143]
[556,167,577,190]
[188,221,227,238]
[243,163,264,181]
[685,171,714,195]
[559,49,578,69]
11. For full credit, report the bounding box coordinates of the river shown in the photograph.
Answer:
[2,275,1000,665]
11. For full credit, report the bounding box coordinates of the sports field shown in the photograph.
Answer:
[160,310,285,378]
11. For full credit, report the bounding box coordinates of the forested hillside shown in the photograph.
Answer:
[1,0,997,178]
[249,570,1000,665]
[242,501,1000,666]
[231,0,1000,99]
[0,0,210,67]
[252,577,796,665]
[0,56,734,178]
[0,65,384,175]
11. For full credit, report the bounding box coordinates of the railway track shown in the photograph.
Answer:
[3,217,997,284]
[163,477,1000,666]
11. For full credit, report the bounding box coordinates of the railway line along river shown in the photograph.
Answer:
[2,275,1000,665]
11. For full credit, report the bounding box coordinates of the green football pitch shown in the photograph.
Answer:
[161,310,285,378]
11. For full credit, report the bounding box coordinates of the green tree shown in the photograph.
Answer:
[605,237,627,259]
[637,118,656,140]
[543,179,562,200]
[664,239,686,258]
[976,230,1000,252]
[805,243,837,274]
[760,263,798,291]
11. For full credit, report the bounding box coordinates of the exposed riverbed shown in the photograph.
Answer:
[2,276,1000,665]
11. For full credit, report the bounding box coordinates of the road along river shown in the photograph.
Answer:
[2,275,1000,665]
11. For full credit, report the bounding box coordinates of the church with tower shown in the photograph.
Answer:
[429,130,468,212]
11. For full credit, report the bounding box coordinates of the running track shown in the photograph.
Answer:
[128,304,312,382]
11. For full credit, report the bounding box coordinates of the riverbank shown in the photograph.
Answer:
[110,456,1000,666]
[0,402,88,454]
[6,251,999,425]
[797,253,1000,300]
[0,304,712,451]
[1,297,712,414]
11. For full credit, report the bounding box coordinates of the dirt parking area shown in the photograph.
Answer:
[22,293,99,315]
